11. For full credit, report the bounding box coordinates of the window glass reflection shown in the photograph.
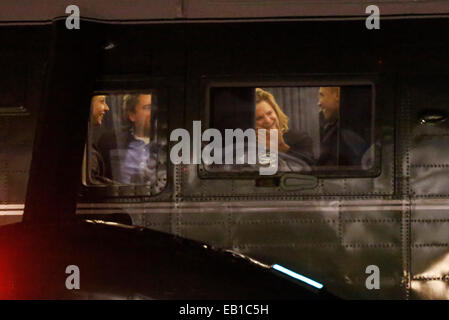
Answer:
[86,92,167,192]
[207,85,374,175]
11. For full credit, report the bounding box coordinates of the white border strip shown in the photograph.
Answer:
[0,204,25,210]
[0,210,23,216]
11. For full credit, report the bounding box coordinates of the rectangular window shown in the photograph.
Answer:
[203,84,377,177]
[84,91,167,195]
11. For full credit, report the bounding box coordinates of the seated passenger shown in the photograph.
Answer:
[255,88,315,166]
[87,95,115,184]
[317,87,368,166]
[120,93,162,184]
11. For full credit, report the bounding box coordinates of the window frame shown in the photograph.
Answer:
[79,76,170,200]
[199,74,381,179]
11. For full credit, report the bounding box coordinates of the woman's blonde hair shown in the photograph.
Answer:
[255,88,289,134]
[255,88,290,150]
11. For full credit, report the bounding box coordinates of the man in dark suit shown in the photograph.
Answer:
[317,87,368,167]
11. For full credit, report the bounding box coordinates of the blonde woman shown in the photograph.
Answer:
[255,88,314,166]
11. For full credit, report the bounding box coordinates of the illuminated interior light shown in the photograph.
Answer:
[272,264,324,290]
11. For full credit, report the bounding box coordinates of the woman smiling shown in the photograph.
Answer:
[255,88,315,165]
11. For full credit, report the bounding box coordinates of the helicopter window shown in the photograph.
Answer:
[204,85,376,177]
[84,92,167,193]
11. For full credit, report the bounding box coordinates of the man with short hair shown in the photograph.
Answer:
[123,94,152,143]
[318,87,340,122]
[120,93,161,185]
[317,87,367,166]
[317,87,340,166]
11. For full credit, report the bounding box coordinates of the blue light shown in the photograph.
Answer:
[272,264,324,290]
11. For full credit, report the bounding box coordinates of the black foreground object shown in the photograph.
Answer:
[0,220,337,300]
